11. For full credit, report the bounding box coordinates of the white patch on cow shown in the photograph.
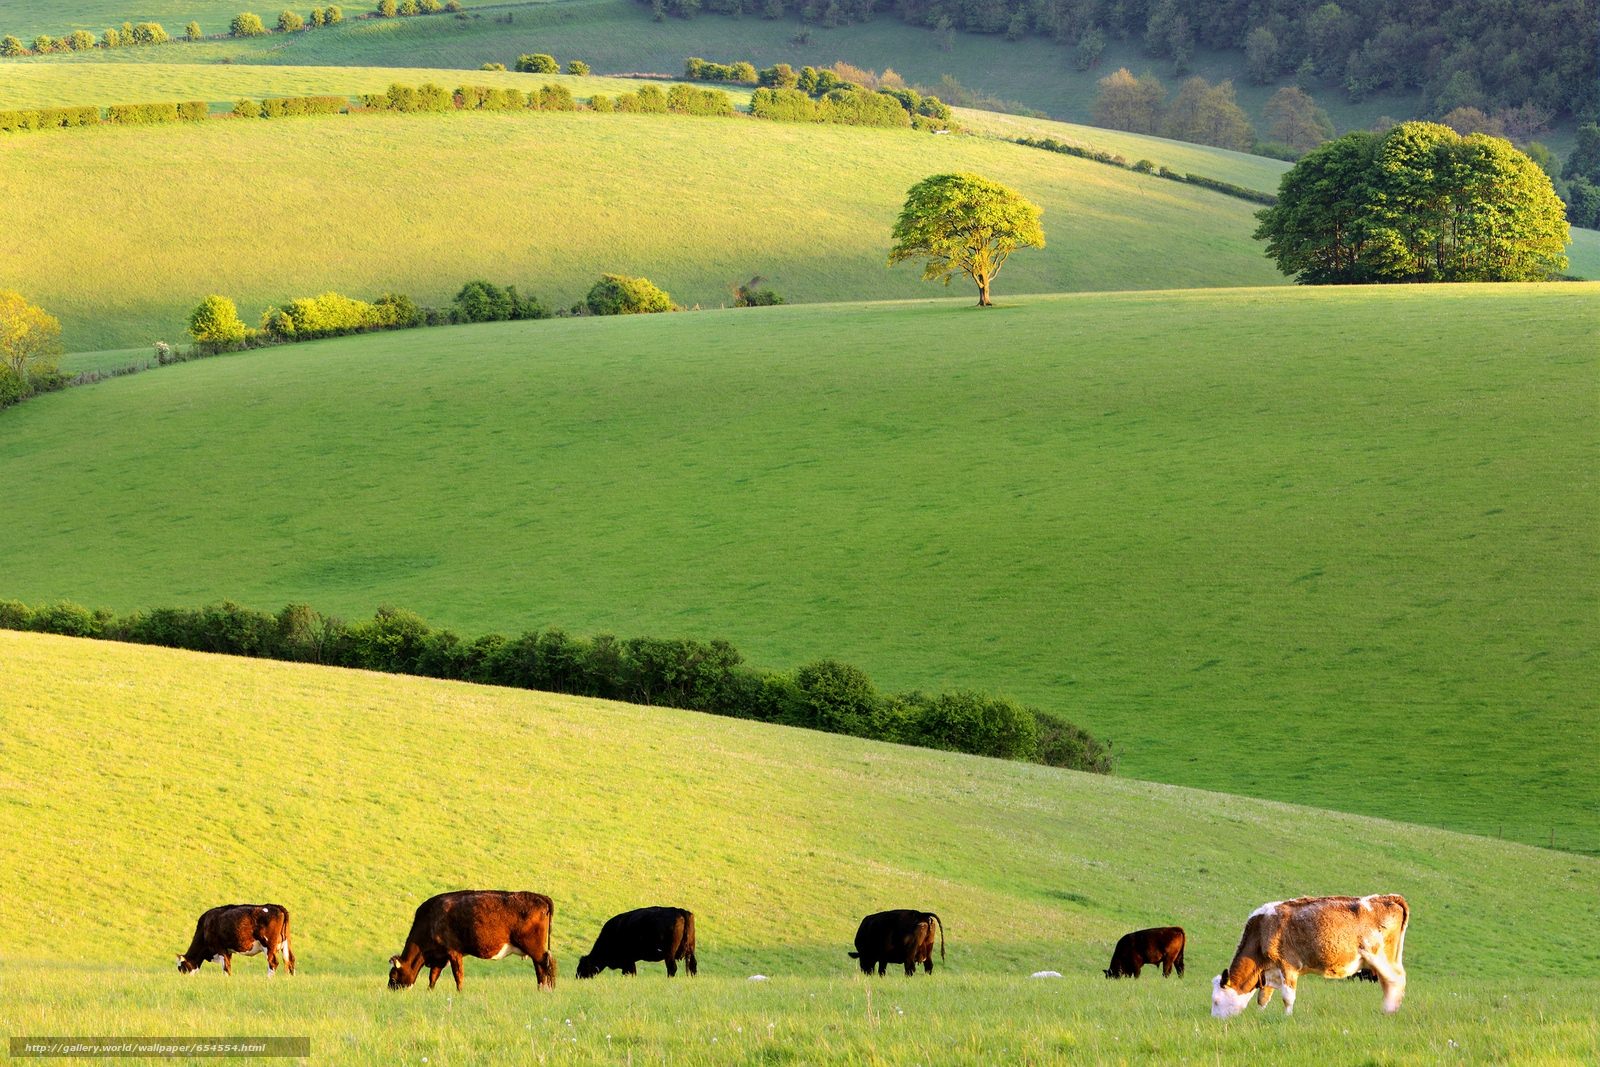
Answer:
[747,975,769,982]
[489,943,525,961]
[1249,900,1283,920]
[1211,974,1251,1019]
[211,954,226,965]
[243,941,265,956]
[1029,971,1063,979]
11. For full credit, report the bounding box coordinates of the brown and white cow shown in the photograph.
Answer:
[176,904,294,976]
[388,890,556,991]
[1211,895,1409,1018]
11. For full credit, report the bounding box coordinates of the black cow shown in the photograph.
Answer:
[1104,926,1185,979]
[576,907,697,978]
[849,910,945,976]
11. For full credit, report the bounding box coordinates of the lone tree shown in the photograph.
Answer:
[888,173,1044,307]
[188,295,249,348]
[0,290,63,384]
[1255,121,1569,283]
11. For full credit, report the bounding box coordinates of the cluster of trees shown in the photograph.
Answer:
[0,598,1113,771]
[685,57,955,129]
[589,84,732,116]
[750,86,915,128]
[230,8,343,36]
[1254,121,1569,284]
[4,20,167,56]
[0,291,64,410]
[639,0,1595,122]
[513,53,591,74]
[1557,125,1600,229]
[361,81,579,112]
[374,0,463,16]
[1013,136,1275,205]
[585,274,675,314]
[2,100,208,134]
[259,291,429,341]
[1092,68,1275,153]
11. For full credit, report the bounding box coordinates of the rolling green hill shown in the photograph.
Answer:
[0,109,1285,350]
[3,629,1597,1064]
[4,286,1595,853]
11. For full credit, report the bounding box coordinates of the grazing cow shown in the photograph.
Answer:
[176,904,294,977]
[1211,895,1409,1017]
[387,890,556,991]
[1104,926,1186,979]
[576,907,697,978]
[848,910,945,976]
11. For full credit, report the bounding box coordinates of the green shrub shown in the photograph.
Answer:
[420,0,443,10]
[261,291,387,340]
[1033,709,1115,772]
[398,0,420,13]
[231,12,268,35]
[107,101,181,124]
[1132,158,1155,173]
[0,35,25,56]
[29,601,104,638]
[33,35,55,53]
[730,60,758,83]
[0,599,33,628]
[278,9,305,31]
[359,92,389,110]
[129,22,169,44]
[0,366,27,407]
[585,273,673,315]
[733,276,783,306]
[452,280,547,322]
[536,84,577,111]
[376,0,397,15]
[177,100,209,121]
[616,84,667,113]
[67,29,97,50]
[233,97,262,118]
[902,690,1039,760]
[101,29,121,47]
[566,59,590,75]
[589,93,614,112]
[373,292,423,328]
[326,4,344,21]
[481,61,506,71]
[310,7,326,25]
[188,295,248,347]
[792,659,884,736]
[759,62,798,88]
[665,84,733,116]
[516,52,559,73]
[184,20,203,38]
[445,0,462,8]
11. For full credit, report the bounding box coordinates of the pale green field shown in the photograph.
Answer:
[1,630,1597,1064]
[0,110,1285,351]
[0,61,700,109]
[0,1,499,41]
[5,287,1597,855]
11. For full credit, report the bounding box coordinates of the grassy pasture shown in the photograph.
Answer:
[1,630,1597,1064]
[0,0,1431,138]
[0,2,498,41]
[0,110,1284,350]
[3,286,1595,853]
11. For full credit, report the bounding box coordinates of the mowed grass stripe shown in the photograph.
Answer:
[0,110,1283,350]
[4,630,1596,978]
[1,286,1594,851]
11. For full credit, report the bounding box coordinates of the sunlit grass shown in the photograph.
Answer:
[2,286,1595,853]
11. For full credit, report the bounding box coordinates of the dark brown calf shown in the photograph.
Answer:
[388,890,556,991]
[177,904,294,976]
[849,910,945,976]
[1104,926,1185,978]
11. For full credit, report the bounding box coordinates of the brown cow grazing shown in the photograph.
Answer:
[387,890,556,991]
[849,910,945,976]
[176,904,294,977]
[576,907,697,978]
[1104,926,1185,979]
[1211,895,1409,1017]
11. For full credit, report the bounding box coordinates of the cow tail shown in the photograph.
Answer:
[931,913,945,962]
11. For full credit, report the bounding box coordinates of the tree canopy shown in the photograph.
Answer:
[1254,122,1569,284]
[888,173,1045,307]
[0,290,62,382]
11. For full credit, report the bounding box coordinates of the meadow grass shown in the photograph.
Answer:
[0,0,1433,139]
[2,631,1597,1063]
[0,1,500,41]
[2,286,1594,853]
[0,109,1284,350]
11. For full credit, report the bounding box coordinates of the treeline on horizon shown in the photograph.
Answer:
[639,0,1595,121]
[0,599,1115,773]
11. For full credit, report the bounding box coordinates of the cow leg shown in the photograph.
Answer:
[877,961,887,976]
[427,966,443,989]
[222,954,233,977]
[448,954,465,992]
[1161,957,1173,977]
[1277,974,1298,1015]
[686,952,697,977]
[904,960,916,976]
[1255,983,1274,1008]
[535,953,555,989]
[266,942,281,977]
[665,957,678,978]
[1358,950,1406,1013]
[623,962,638,977]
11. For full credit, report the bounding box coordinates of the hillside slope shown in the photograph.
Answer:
[4,629,1595,976]
[0,110,1283,350]
[2,286,1594,852]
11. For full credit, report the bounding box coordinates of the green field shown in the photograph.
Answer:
[0,1,499,41]
[4,286,1595,853]
[3,630,1597,1063]
[0,110,1286,351]
[0,0,1432,139]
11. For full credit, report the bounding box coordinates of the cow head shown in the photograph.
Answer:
[387,954,418,990]
[575,955,600,980]
[1211,974,1251,1019]
[175,954,200,974]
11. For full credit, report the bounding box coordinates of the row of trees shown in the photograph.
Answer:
[374,0,462,14]
[1,100,207,134]
[0,599,1112,770]
[513,53,590,75]
[1254,121,1569,283]
[3,20,169,56]
[639,0,1596,122]
[1093,68,1334,155]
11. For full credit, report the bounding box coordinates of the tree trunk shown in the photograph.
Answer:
[977,277,992,306]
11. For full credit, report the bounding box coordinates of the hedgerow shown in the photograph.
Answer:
[1013,136,1278,206]
[0,598,1114,772]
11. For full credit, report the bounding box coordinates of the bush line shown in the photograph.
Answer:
[0,598,1114,774]
[1013,136,1277,206]
[689,56,956,131]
